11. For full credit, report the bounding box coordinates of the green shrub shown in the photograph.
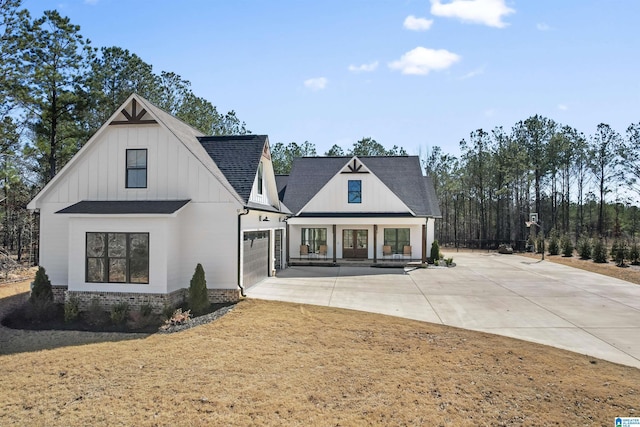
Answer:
[30,266,53,304]
[110,302,130,325]
[430,240,440,264]
[592,239,608,263]
[445,257,454,267]
[547,231,559,256]
[577,237,592,260]
[140,303,154,318]
[64,296,80,323]
[629,242,640,265]
[561,234,574,257]
[188,263,209,315]
[614,241,629,267]
[162,304,176,320]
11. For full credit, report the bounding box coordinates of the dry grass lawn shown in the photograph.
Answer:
[1,296,639,425]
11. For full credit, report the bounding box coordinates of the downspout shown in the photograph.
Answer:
[237,208,250,297]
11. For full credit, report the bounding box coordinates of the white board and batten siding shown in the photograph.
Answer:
[38,123,243,293]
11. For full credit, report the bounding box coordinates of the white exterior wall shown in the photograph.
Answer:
[301,172,410,214]
[249,154,279,208]
[67,216,173,294]
[35,124,245,293]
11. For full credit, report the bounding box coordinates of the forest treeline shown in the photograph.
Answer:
[424,117,640,249]
[1,0,639,266]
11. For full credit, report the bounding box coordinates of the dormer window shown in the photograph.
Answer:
[126,149,147,188]
[257,161,264,195]
[348,180,361,203]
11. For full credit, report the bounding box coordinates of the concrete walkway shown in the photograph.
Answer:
[247,253,640,369]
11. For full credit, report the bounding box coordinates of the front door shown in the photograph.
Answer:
[342,229,368,259]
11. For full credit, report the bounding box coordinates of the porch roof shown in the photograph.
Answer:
[56,200,191,215]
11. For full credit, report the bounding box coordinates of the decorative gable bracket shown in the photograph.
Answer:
[340,158,369,174]
[110,99,157,125]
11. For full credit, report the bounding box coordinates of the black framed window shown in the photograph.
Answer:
[126,149,147,188]
[301,228,327,253]
[348,180,361,203]
[384,228,410,254]
[86,232,149,283]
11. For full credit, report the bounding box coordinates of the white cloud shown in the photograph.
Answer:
[388,47,461,75]
[484,108,495,117]
[557,104,568,111]
[403,15,434,31]
[430,0,515,28]
[304,77,328,91]
[460,66,484,79]
[348,61,379,73]
[536,23,550,31]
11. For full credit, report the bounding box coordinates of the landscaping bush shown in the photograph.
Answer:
[445,257,454,267]
[110,302,130,325]
[592,239,608,263]
[613,241,629,267]
[64,296,80,323]
[629,242,640,265]
[561,234,574,257]
[610,240,619,261]
[188,263,209,315]
[30,266,53,304]
[547,230,559,256]
[577,237,592,260]
[430,240,440,264]
[84,297,109,326]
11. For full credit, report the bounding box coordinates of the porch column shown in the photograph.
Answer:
[422,224,427,263]
[373,224,377,264]
[332,224,337,264]
[286,222,290,265]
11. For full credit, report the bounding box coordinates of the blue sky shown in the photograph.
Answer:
[22,0,640,156]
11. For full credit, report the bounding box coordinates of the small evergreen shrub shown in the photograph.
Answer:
[614,242,629,267]
[140,303,154,318]
[561,234,574,257]
[110,302,130,325]
[547,231,559,256]
[430,240,440,264]
[629,242,640,265]
[592,239,608,263]
[30,266,53,304]
[445,257,454,267]
[188,263,209,315]
[64,296,80,323]
[577,237,592,260]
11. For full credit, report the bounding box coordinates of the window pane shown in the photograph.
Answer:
[129,257,149,283]
[108,233,127,257]
[109,258,127,283]
[87,258,105,282]
[86,233,105,257]
[127,149,146,168]
[348,180,361,203]
[357,230,367,248]
[343,230,353,249]
[130,233,149,258]
[127,169,146,188]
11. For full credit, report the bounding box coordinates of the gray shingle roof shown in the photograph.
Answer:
[198,135,267,203]
[56,200,190,214]
[282,156,441,217]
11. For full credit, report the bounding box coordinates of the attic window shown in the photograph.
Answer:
[348,180,361,204]
[257,161,264,195]
[126,149,147,188]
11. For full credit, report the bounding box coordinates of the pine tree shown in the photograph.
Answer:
[30,266,53,303]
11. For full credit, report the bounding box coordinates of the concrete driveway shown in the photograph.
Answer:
[247,253,640,369]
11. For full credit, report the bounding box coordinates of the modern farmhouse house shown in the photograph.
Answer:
[279,156,441,264]
[27,94,287,310]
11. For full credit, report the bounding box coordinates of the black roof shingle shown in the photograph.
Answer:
[282,156,441,217]
[56,200,190,214]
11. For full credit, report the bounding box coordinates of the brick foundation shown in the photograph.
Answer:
[64,287,240,313]
[52,285,67,304]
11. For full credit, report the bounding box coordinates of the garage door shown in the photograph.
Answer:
[243,231,269,288]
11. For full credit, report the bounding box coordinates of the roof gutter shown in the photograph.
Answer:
[237,208,250,297]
